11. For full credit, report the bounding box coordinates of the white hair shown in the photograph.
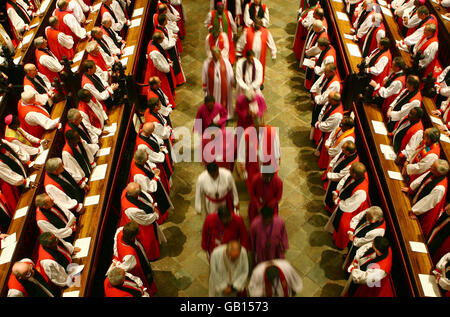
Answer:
[313,20,323,29]
[86,41,98,53]
[436,159,449,176]
[33,36,45,47]
[21,90,35,102]
[134,149,148,165]
[367,206,383,222]
[24,63,36,72]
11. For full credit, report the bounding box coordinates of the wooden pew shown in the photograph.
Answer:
[61,0,149,297]
[325,0,441,297]
[0,98,69,297]
[12,0,57,66]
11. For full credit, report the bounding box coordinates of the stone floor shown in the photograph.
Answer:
[152,0,348,297]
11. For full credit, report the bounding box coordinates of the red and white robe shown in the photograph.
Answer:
[324,173,370,250]
[410,171,448,238]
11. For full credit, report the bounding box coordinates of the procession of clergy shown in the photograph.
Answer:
[1,0,450,297]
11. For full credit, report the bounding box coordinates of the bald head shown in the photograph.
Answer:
[226,240,242,262]
[313,20,323,32]
[24,64,38,78]
[57,0,68,10]
[142,122,155,135]
[126,182,141,197]
[12,261,33,280]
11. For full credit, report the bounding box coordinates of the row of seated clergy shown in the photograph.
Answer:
[104,77,179,295]
[6,0,88,46]
[0,87,62,232]
[6,231,81,297]
[43,87,111,215]
[4,75,119,294]
[107,145,176,296]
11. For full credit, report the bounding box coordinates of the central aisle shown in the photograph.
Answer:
[151,0,347,297]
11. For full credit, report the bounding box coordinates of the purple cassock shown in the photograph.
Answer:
[235,94,267,130]
[194,102,228,134]
[250,214,289,264]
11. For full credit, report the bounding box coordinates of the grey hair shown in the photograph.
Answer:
[33,36,45,47]
[46,158,63,173]
[134,149,148,165]
[107,267,125,286]
[436,159,449,176]
[67,108,80,122]
[86,41,98,53]
[367,206,383,222]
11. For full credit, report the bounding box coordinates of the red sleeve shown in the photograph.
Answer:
[237,216,250,251]
[267,177,283,207]
[201,215,211,252]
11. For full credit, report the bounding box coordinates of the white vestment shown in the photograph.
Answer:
[248,259,303,297]
[410,171,446,215]
[209,244,249,297]
[235,57,263,96]
[202,57,235,118]
[195,167,239,214]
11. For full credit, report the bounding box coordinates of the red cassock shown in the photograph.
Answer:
[413,174,448,238]
[293,4,319,60]
[408,142,440,184]
[35,49,61,83]
[201,212,250,255]
[142,42,176,106]
[152,12,183,53]
[321,128,357,192]
[0,184,15,232]
[119,188,160,261]
[367,49,392,88]
[104,277,146,297]
[392,118,423,156]
[36,242,72,291]
[135,131,173,194]
[45,27,74,60]
[346,247,395,297]
[415,34,439,79]
[159,0,186,39]
[314,102,344,169]
[114,229,158,296]
[86,52,108,72]
[242,125,278,194]
[202,128,236,171]
[360,23,385,57]
[77,98,107,130]
[128,157,170,225]
[248,173,283,223]
[332,176,370,250]
[241,26,272,83]
[380,73,406,119]
[53,9,80,45]
[209,10,236,66]
[17,100,51,140]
